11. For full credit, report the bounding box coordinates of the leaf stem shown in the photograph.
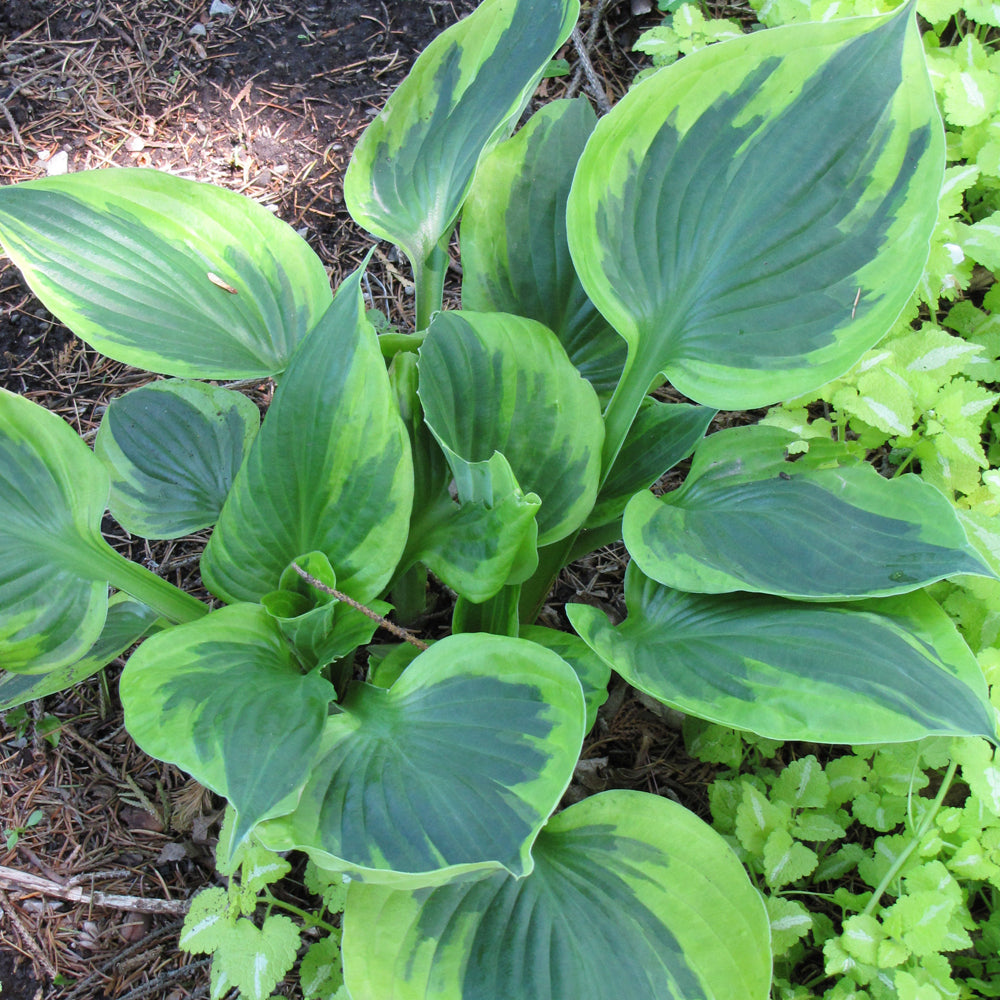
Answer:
[290,563,428,651]
[261,889,340,934]
[413,238,450,333]
[861,758,957,917]
[86,540,207,624]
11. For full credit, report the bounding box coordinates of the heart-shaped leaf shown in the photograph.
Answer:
[568,563,997,745]
[0,594,160,710]
[344,0,578,271]
[567,5,944,466]
[419,311,603,545]
[461,97,626,398]
[121,603,337,844]
[0,169,333,378]
[96,379,260,539]
[341,790,771,1000]
[0,389,113,673]
[624,424,993,599]
[520,624,611,731]
[201,267,413,604]
[258,632,585,885]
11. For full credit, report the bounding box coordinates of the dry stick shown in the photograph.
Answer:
[290,562,429,651]
[570,24,612,115]
[0,886,59,979]
[0,865,189,915]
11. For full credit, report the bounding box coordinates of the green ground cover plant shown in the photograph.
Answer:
[1,0,997,995]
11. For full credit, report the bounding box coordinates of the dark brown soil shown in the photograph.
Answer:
[0,2,679,997]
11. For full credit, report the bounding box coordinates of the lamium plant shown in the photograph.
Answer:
[0,0,995,995]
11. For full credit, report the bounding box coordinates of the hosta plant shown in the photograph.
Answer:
[0,0,996,995]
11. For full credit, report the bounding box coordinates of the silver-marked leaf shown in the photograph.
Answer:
[258,633,585,885]
[0,169,332,378]
[567,564,996,745]
[344,0,578,269]
[461,98,626,398]
[567,6,944,412]
[624,424,993,599]
[121,603,337,844]
[96,379,260,539]
[418,311,603,545]
[0,594,160,710]
[341,790,770,1000]
[587,400,715,528]
[0,389,112,673]
[520,625,611,731]
[201,268,413,604]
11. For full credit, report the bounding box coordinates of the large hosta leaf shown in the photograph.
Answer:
[624,425,992,599]
[0,169,332,378]
[121,603,337,844]
[201,268,413,604]
[344,0,578,269]
[0,389,112,672]
[258,633,585,885]
[341,790,771,1000]
[96,379,260,539]
[418,311,603,545]
[461,97,626,397]
[568,563,996,745]
[0,595,159,710]
[567,5,944,421]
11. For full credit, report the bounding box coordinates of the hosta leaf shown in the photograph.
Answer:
[0,389,112,673]
[341,790,771,1000]
[567,5,943,414]
[96,379,260,539]
[418,311,603,545]
[461,97,626,397]
[519,624,611,732]
[408,489,541,603]
[344,0,578,269]
[121,603,337,844]
[262,553,388,669]
[202,267,413,604]
[0,594,159,710]
[567,563,996,744]
[624,424,992,599]
[587,399,714,528]
[0,169,332,378]
[257,633,585,885]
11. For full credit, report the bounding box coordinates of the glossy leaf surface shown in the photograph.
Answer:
[121,603,336,844]
[0,169,332,378]
[96,379,259,539]
[419,311,603,545]
[568,6,944,411]
[202,269,413,604]
[461,97,626,397]
[568,564,996,745]
[258,633,585,885]
[0,595,159,710]
[624,425,992,599]
[342,790,771,1000]
[0,389,111,673]
[344,0,578,267]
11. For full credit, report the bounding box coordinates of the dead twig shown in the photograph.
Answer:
[0,865,189,915]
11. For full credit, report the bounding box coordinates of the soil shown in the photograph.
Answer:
[0,2,713,998]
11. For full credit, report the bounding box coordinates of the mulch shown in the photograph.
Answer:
[0,1,727,997]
